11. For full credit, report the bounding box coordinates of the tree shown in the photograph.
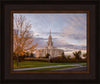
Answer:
[45,53,50,58]
[62,52,66,59]
[13,15,38,66]
[83,53,87,58]
[73,50,81,60]
[83,53,87,60]
[66,55,71,60]
[30,53,34,57]
[24,52,30,57]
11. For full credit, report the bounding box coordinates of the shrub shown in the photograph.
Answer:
[18,56,25,62]
[13,52,25,62]
[50,55,87,63]
[13,56,25,62]
[50,56,67,63]
[66,55,71,60]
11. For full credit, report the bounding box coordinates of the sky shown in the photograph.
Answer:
[13,13,87,56]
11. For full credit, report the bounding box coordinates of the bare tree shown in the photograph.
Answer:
[73,50,81,60]
[13,15,38,66]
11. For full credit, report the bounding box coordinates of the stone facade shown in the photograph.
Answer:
[35,30,64,58]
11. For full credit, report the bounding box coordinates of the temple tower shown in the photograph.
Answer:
[47,29,53,49]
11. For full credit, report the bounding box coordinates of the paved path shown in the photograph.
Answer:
[53,66,87,71]
[14,64,81,71]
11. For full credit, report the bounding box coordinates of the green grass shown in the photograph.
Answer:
[27,66,77,71]
[80,63,87,66]
[13,61,87,69]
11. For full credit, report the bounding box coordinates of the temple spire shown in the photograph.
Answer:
[48,29,52,41]
[50,29,51,35]
[47,29,53,49]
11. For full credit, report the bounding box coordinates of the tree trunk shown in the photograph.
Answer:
[48,56,50,63]
[17,54,19,67]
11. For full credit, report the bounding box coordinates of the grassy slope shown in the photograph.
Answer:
[13,61,87,69]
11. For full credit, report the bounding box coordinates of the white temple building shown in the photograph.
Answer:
[35,30,64,59]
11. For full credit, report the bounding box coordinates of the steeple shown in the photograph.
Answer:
[48,29,52,41]
[47,29,53,49]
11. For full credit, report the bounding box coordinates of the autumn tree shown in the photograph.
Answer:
[13,15,38,66]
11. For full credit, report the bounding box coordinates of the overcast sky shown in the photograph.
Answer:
[13,13,87,55]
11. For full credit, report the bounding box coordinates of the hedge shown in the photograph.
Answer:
[24,58,48,62]
[13,56,25,62]
[50,56,87,63]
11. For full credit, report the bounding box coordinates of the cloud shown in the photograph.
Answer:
[61,15,86,40]
[59,14,87,47]
[33,32,40,36]
[33,37,46,48]
[54,38,86,50]
[68,34,86,40]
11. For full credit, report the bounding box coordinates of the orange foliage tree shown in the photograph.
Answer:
[13,15,38,65]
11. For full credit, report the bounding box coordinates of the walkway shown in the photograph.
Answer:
[14,64,81,71]
[52,66,87,71]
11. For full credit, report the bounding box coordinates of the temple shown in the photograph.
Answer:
[35,29,64,59]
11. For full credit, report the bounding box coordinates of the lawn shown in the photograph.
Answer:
[13,61,87,69]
